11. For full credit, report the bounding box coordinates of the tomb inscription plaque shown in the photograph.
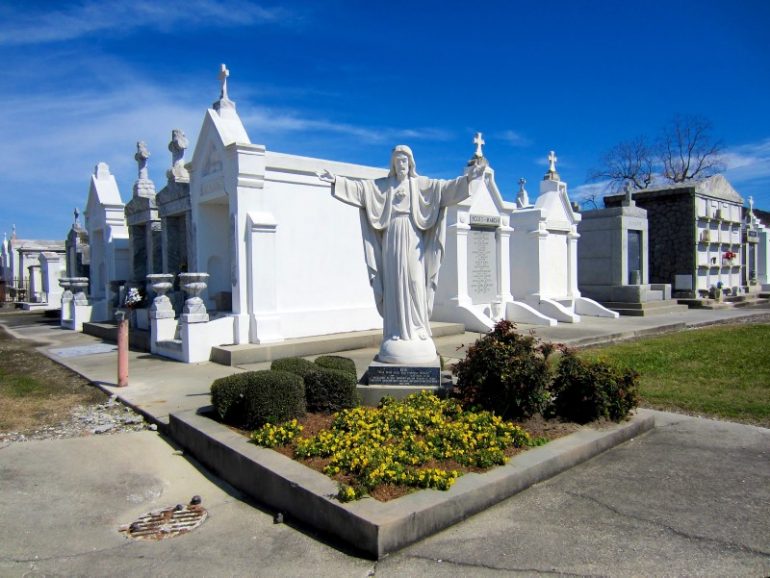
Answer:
[467,226,498,304]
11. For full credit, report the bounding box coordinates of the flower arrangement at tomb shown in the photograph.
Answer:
[723,250,738,265]
[124,287,145,310]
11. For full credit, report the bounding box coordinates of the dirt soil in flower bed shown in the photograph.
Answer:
[248,412,588,502]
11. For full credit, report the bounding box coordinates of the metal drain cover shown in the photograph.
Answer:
[119,503,207,540]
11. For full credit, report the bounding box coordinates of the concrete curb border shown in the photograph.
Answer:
[169,407,655,558]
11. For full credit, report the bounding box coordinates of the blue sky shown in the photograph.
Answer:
[1,0,769,240]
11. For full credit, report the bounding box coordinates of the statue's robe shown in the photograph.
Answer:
[333,174,470,357]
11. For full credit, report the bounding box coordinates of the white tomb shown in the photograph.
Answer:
[746,197,770,292]
[125,141,161,288]
[433,136,557,330]
[84,162,130,322]
[577,185,674,310]
[508,152,617,323]
[150,64,386,361]
[35,252,65,310]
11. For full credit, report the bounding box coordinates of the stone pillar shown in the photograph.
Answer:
[495,217,514,306]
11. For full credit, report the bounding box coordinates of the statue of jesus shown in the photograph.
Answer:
[318,145,483,364]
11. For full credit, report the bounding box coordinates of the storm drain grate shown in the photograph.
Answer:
[119,498,207,540]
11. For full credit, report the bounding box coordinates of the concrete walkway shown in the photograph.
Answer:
[0,308,768,576]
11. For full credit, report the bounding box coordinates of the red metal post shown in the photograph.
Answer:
[116,311,129,387]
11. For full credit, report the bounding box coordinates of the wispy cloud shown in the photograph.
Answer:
[494,129,531,148]
[241,109,453,144]
[723,138,770,183]
[570,181,610,208]
[0,0,290,46]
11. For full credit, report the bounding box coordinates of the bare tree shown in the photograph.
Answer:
[588,135,655,194]
[658,114,724,183]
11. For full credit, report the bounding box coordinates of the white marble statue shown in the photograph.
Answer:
[318,145,483,364]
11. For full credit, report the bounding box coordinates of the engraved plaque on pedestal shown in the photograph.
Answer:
[366,359,441,387]
[467,227,498,304]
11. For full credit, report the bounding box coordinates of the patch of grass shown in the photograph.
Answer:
[0,322,106,433]
[578,324,770,427]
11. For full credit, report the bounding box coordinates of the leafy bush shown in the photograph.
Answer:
[314,355,357,378]
[453,320,554,419]
[304,367,359,413]
[211,370,305,428]
[271,357,317,378]
[551,350,640,423]
[210,372,251,425]
[242,370,306,428]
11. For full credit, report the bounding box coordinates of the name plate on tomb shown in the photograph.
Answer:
[366,363,441,387]
[470,215,501,227]
[467,227,498,304]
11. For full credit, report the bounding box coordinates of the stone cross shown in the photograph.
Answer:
[168,129,189,180]
[548,150,557,173]
[219,63,230,101]
[473,132,485,158]
[517,177,529,208]
[135,141,150,180]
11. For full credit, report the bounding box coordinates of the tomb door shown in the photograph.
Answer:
[627,230,642,285]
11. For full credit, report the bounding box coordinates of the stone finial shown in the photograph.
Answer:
[548,151,557,172]
[167,129,190,182]
[135,141,150,180]
[622,181,635,207]
[219,64,230,100]
[544,150,560,181]
[473,132,485,158]
[133,141,156,198]
[517,177,530,208]
[213,63,235,112]
[95,162,111,179]
[11,224,16,240]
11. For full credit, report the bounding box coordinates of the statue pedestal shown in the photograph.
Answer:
[358,357,450,406]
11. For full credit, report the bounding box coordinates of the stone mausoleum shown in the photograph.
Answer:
[604,175,745,299]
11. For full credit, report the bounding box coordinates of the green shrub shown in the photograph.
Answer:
[211,372,251,425]
[303,367,359,413]
[242,370,306,428]
[453,320,554,419]
[314,355,357,378]
[271,357,317,378]
[551,350,640,423]
[211,370,306,428]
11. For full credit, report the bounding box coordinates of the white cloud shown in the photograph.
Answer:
[0,0,289,46]
[495,129,531,147]
[570,181,611,208]
[723,138,770,183]
[240,109,453,144]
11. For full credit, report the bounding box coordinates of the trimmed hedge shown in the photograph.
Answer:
[210,372,251,426]
[304,367,359,413]
[271,357,317,378]
[314,355,357,378]
[551,351,640,423]
[211,370,306,429]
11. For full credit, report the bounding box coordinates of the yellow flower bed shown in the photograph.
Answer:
[251,392,537,502]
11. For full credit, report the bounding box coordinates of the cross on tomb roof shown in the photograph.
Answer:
[473,132,485,158]
[548,150,557,173]
[219,64,230,101]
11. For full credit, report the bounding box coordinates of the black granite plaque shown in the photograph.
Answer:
[367,365,441,387]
